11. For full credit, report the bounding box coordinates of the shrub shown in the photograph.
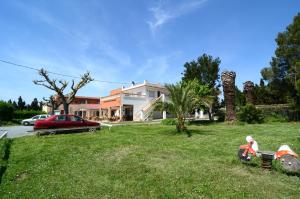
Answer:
[215,109,225,122]
[13,110,46,119]
[161,118,177,125]
[0,101,14,121]
[161,118,192,126]
[237,104,264,124]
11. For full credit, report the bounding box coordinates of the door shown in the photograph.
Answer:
[68,115,85,128]
[157,91,161,97]
[124,105,133,121]
[31,115,40,125]
[54,115,68,128]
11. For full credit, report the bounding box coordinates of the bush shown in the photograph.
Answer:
[13,110,46,119]
[215,109,225,122]
[0,101,14,121]
[161,118,191,126]
[237,104,264,124]
[161,118,177,125]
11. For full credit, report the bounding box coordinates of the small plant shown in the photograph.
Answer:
[237,104,264,124]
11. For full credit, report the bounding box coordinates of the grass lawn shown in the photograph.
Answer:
[0,123,300,198]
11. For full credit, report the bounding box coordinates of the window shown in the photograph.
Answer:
[137,92,142,96]
[40,115,46,119]
[149,91,155,98]
[56,115,66,121]
[32,116,39,119]
[69,116,83,122]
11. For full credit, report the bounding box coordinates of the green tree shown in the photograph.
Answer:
[12,101,18,110]
[191,81,215,119]
[261,13,300,107]
[154,81,195,135]
[235,86,246,108]
[182,53,221,119]
[182,54,221,88]
[17,96,26,110]
[30,98,40,111]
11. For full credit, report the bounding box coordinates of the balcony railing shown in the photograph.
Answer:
[122,93,146,99]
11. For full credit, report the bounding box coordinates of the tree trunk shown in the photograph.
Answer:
[63,102,69,114]
[176,115,185,132]
[50,102,55,115]
[221,71,236,121]
[243,81,255,104]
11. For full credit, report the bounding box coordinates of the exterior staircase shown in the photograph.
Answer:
[136,95,163,121]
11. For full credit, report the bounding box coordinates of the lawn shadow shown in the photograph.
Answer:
[189,120,220,126]
[186,129,215,136]
[37,129,99,136]
[159,128,214,137]
[285,172,300,178]
[0,139,13,184]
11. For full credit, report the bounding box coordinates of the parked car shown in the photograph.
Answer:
[22,114,51,126]
[34,114,100,130]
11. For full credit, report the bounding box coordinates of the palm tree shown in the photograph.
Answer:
[243,81,255,104]
[155,81,194,133]
[190,82,215,120]
[221,71,236,121]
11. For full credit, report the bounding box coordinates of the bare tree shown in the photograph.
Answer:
[42,95,62,115]
[243,81,255,104]
[34,69,93,114]
[221,71,236,121]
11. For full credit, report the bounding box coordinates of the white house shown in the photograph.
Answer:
[100,80,169,121]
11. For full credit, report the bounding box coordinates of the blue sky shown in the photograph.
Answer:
[0,0,299,103]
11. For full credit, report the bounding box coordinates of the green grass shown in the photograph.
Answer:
[0,123,300,198]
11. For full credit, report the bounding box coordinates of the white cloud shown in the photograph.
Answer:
[147,0,207,34]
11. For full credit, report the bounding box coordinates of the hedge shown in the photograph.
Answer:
[0,101,14,121]
[13,110,47,119]
[256,104,300,121]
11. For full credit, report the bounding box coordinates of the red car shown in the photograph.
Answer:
[34,114,100,131]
